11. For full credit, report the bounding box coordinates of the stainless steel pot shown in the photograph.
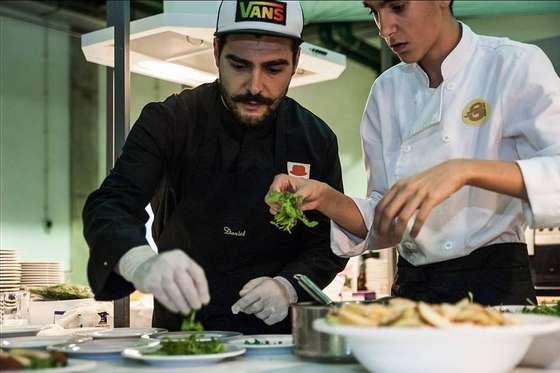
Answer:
[291,302,355,363]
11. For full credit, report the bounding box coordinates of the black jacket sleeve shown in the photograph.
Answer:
[276,133,348,302]
[82,99,179,300]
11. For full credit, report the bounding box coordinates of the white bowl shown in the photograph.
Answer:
[314,314,560,373]
[496,305,560,369]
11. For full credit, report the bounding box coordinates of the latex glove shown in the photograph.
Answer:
[119,246,210,314]
[231,276,297,325]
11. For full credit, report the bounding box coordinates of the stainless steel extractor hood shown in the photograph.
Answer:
[81,1,346,87]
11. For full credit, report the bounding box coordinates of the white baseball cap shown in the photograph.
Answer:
[215,0,304,43]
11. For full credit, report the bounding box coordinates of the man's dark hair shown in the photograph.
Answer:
[450,0,454,16]
[216,33,301,66]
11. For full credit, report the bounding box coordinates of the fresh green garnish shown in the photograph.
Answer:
[265,191,318,233]
[30,284,93,300]
[148,336,225,355]
[181,311,204,332]
[522,300,560,317]
[243,339,282,345]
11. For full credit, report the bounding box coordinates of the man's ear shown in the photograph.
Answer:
[213,38,220,68]
[292,48,301,76]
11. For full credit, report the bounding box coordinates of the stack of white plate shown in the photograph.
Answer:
[20,261,64,288]
[0,249,21,293]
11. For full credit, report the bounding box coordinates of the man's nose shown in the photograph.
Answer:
[377,10,397,40]
[248,69,264,95]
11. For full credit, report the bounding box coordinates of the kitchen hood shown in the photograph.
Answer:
[81,1,346,87]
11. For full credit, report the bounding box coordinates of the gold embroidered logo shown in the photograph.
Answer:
[462,98,490,127]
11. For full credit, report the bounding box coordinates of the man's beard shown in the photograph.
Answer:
[218,81,287,128]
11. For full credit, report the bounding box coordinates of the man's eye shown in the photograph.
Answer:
[392,3,405,13]
[231,64,246,70]
[267,67,282,74]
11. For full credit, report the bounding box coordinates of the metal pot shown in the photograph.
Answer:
[291,302,355,363]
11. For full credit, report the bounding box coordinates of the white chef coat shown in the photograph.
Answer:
[332,23,560,265]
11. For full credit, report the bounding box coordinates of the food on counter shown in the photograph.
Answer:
[30,284,93,300]
[265,191,318,233]
[0,349,67,370]
[55,304,110,329]
[327,297,516,327]
[148,336,225,356]
[243,338,283,345]
[180,311,204,332]
[522,300,560,317]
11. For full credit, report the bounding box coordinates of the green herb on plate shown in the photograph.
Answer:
[522,300,560,317]
[148,336,225,356]
[30,284,93,300]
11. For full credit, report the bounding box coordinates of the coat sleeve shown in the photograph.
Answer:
[275,133,349,302]
[330,83,389,257]
[502,45,560,228]
[82,99,178,300]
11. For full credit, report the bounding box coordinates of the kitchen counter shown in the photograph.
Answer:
[84,354,556,373]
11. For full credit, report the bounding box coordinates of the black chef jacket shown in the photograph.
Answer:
[83,81,348,334]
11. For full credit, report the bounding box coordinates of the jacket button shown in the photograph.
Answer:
[401,145,412,153]
[443,135,451,142]
[403,241,416,251]
[443,242,453,250]
[103,261,108,267]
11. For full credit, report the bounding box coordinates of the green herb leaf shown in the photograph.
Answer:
[180,311,204,332]
[265,191,318,233]
[521,300,560,317]
[149,336,225,355]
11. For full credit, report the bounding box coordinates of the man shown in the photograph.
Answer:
[267,0,560,305]
[83,0,347,333]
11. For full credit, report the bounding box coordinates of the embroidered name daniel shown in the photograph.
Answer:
[224,226,246,237]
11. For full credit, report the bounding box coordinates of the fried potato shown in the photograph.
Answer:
[328,297,517,328]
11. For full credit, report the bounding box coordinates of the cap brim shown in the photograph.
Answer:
[214,29,303,45]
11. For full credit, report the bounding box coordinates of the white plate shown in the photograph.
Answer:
[1,335,87,349]
[227,334,293,355]
[5,358,96,373]
[75,327,167,339]
[0,324,48,337]
[496,304,560,369]
[122,344,246,366]
[47,338,159,357]
[151,330,242,341]
[314,314,560,373]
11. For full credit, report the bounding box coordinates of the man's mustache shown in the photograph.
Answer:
[232,92,274,105]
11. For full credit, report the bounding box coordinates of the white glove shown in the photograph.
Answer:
[231,276,297,325]
[118,246,210,314]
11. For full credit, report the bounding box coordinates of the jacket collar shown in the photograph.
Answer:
[404,22,478,87]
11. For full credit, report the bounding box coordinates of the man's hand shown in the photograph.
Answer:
[231,277,295,325]
[131,249,210,314]
[373,159,468,241]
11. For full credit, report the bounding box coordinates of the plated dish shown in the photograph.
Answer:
[227,335,293,355]
[74,327,166,339]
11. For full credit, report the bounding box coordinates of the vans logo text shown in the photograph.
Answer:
[235,1,286,25]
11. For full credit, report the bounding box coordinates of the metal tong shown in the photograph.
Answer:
[293,274,334,306]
